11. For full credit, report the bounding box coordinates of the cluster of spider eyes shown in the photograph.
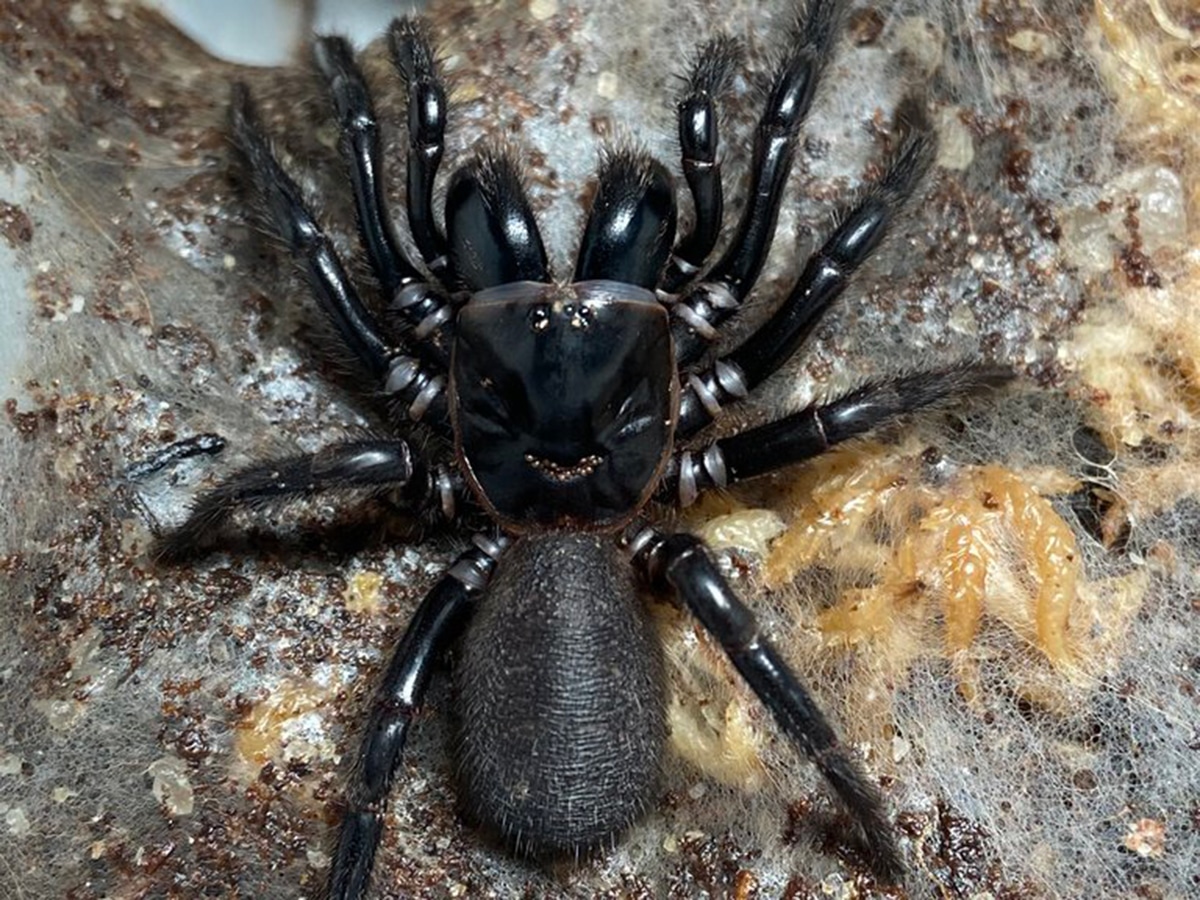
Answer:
[529,302,595,331]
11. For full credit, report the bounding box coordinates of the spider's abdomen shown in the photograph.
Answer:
[454,532,665,855]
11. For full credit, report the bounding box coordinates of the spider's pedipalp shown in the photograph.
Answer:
[662,33,743,292]
[313,34,457,366]
[575,147,678,288]
[445,147,550,291]
[389,16,451,277]
[671,0,847,364]
[676,98,940,437]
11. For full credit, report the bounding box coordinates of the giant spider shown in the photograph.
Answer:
[161,2,1008,897]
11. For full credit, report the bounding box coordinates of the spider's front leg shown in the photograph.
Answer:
[328,535,507,900]
[230,84,449,431]
[626,524,903,879]
[670,0,843,364]
[313,32,455,366]
[675,101,937,438]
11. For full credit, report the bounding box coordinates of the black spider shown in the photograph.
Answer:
[161,3,1009,898]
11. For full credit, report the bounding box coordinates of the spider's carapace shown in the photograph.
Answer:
[453,280,677,530]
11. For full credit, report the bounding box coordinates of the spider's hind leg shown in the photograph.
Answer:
[627,525,904,879]
[328,536,507,900]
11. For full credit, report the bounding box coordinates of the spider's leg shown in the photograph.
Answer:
[313,35,455,366]
[661,366,1012,505]
[446,147,551,290]
[574,148,677,289]
[156,439,460,560]
[660,35,742,294]
[329,535,507,900]
[230,84,450,431]
[232,83,390,380]
[671,0,843,365]
[676,103,936,437]
[390,18,451,279]
[312,35,417,298]
[625,525,903,879]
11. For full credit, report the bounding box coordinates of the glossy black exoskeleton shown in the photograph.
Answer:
[454,280,677,529]
[160,5,1010,898]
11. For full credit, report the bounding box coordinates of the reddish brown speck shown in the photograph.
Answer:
[0,200,33,246]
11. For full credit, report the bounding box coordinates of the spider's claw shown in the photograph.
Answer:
[327,810,382,900]
[818,747,905,880]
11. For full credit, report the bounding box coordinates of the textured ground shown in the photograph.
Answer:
[1,1,1197,898]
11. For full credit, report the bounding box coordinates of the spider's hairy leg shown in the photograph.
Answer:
[230,83,451,430]
[446,147,551,291]
[312,35,418,299]
[662,366,1014,505]
[390,17,451,277]
[329,537,506,900]
[627,526,903,879]
[672,0,846,365]
[231,83,392,380]
[574,148,677,289]
[313,35,455,366]
[660,34,743,293]
[156,439,442,560]
[676,98,938,437]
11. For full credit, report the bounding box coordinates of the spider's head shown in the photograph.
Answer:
[451,281,677,532]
